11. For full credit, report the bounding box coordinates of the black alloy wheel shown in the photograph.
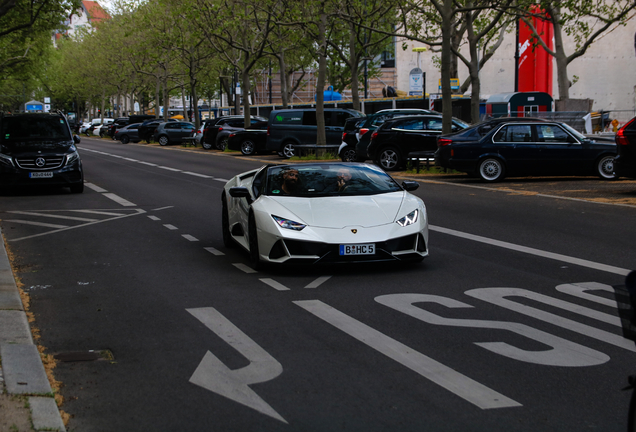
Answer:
[340,146,357,162]
[241,139,256,155]
[120,135,130,144]
[378,146,403,171]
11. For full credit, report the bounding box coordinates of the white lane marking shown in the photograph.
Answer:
[182,234,198,241]
[4,220,68,229]
[102,193,136,207]
[214,178,229,182]
[158,166,181,172]
[464,287,635,352]
[430,225,631,276]
[138,161,157,166]
[152,206,174,211]
[187,307,287,423]
[164,224,178,230]
[69,210,125,216]
[204,247,225,256]
[8,211,98,222]
[305,276,332,289]
[123,158,138,162]
[260,278,290,291]
[147,216,161,221]
[9,209,147,242]
[233,263,257,273]
[417,178,636,209]
[295,299,521,410]
[183,171,213,178]
[555,282,617,307]
[85,182,107,193]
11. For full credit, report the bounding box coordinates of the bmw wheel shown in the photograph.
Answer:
[378,146,403,171]
[241,139,256,155]
[120,135,130,144]
[158,135,169,146]
[340,146,357,162]
[248,212,262,270]
[217,137,228,151]
[478,158,505,182]
[281,142,295,158]
[596,155,617,179]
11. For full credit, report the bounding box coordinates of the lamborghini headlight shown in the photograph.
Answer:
[396,209,418,227]
[272,215,306,231]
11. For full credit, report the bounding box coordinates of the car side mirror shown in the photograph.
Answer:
[73,135,81,144]
[402,181,419,191]
[229,187,252,203]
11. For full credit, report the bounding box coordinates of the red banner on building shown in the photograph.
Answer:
[518,7,554,96]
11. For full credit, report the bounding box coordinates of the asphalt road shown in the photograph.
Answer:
[1,137,635,431]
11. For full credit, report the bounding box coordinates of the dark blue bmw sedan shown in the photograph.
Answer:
[434,119,617,182]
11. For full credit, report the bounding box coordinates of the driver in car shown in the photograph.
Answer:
[280,168,300,195]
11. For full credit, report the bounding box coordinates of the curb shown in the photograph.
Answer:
[0,235,66,431]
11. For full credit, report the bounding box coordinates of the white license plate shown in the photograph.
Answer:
[339,243,375,255]
[29,172,53,178]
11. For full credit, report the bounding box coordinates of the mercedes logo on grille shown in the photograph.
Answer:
[35,157,46,167]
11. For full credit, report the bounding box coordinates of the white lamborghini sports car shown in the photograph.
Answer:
[221,163,429,267]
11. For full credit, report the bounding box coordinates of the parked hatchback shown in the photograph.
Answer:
[367,115,469,170]
[114,123,141,144]
[0,112,84,193]
[615,117,636,178]
[435,120,617,182]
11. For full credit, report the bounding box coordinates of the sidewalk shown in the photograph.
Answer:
[0,236,66,431]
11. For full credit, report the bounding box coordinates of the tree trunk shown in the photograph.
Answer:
[316,11,327,153]
[550,7,570,100]
[440,0,453,133]
[242,68,251,128]
[181,86,187,120]
[278,49,288,108]
[155,76,161,119]
[349,22,361,111]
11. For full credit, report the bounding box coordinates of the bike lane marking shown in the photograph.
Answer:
[294,299,521,409]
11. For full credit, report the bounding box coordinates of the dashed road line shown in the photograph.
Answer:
[260,278,290,291]
[233,263,257,274]
[85,182,107,193]
[305,276,332,289]
[102,193,136,207]
[184,172,213,178]
[182,234,199,242]
[204,247,224,256]
[148,216,161,221]
[164,224,178,230]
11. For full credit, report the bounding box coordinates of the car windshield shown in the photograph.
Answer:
[1,115,71,146]
[560,122,588,141]
[264,163,403,197]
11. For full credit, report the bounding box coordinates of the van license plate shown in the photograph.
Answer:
[339,244,375,255]
[29,172,53,178]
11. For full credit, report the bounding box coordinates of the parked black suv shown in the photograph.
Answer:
[615,117,636,178]
[0,112,84,193]
[367,114,468,170]
[351,109,436,162]
[201,115,267,150]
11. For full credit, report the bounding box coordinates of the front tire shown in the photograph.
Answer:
[221,194,233,248]
[158,135,169,146]
[478,157,505,182]
[248,212,262,270]
[241,139,256,155]
[378,146,403,171]
[596,155,617,179]
[70,182,84,194]
[217,137,228,151]
[281,142,295,158]
[340,146,357,162]
[120,135,130,144]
